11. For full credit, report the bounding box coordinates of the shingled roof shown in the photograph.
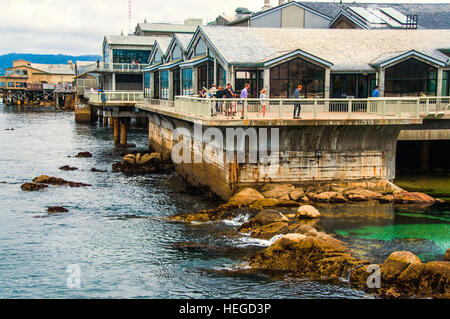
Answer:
[199,26,450,71]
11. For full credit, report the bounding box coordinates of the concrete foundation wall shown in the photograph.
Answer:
[148,112,403,199]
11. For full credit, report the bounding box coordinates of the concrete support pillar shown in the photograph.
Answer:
[324,68,331,99]
[168,70,174,101]
[379,68,385,97]
[264,68,270,96]
[192,68,198,95]
[150,72,155,98]
[437,67,443,96]
[113,117,120,145]
[103,116,108,126]
[112,73,116,91]
[420,140,430,171]
[120,122,127,146]
[214,58,217,85]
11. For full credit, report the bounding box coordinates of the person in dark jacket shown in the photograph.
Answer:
[293,85,303,119]
[214,86,225,114]
[224,83,236,118]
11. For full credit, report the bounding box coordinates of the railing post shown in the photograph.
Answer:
[314,100,318,119]
[425,98,430,114]
[279,100,282,119]
[348,100,352,119]
[382,99,386,118]
[244,100,248,119]
[416,99,420,118]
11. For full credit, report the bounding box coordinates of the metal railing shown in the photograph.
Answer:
[76,78,99,95]
[84,62,150,73]
[88,91,144,104]
[142,96,450,120]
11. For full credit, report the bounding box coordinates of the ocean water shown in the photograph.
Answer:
[0,104,447,299]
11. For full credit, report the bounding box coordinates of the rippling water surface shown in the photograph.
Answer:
[0,105,447,299]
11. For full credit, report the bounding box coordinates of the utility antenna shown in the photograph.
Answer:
[128,0,133,35]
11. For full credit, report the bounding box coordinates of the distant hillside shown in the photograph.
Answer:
[0,53,101,75]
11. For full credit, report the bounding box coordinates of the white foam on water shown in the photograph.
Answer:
[222,214,250,227]
[231,233,285,248]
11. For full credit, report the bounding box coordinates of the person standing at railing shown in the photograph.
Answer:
[372,86,380,98]
[239,83,250,119]
[96,59,100,69]
[207,84,218,116]
[215,86,225,115]
[259,88,267,117]
[293,85,303,119]
[131,60,136,70]
[90,86,95,93]
[224,83,236,119]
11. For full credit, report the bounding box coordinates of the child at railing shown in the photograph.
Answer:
[259,88,267,117]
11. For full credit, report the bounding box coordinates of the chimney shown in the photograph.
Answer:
[262,0,272,11]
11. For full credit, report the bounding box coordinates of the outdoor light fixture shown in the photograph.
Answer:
[315,151,323,158]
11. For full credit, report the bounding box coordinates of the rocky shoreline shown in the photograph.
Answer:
[169,183,449,299]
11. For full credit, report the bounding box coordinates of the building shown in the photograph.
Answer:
[144,26,450,100]
[212,1,450,30]
[0,59,77,90]
[134,22,199,36]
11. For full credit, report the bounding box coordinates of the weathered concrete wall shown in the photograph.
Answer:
[148,112,403,199]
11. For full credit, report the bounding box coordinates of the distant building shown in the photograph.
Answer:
[212,1,450,29]
[134,22,199,36]
[0,60,78,90]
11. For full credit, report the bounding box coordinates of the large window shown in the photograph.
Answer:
[235,71,258,98]
[194,38,207,57]
[172,45,181,61]
[103,43,109,63]
[173,68,181,97]
[152,50,161,65]
[443,71,449,96]
[385,58,437,97]
[161,71,169,100]
[0,82,5,87]
[216,63,226,88]
[113,49,151,64]
[182,68,193,95]
[270,57,325,98]
[198,64,207,91]
[7,82,14,87]
[331,73,376,98]
[154,71,160,99]
[144,72,151,97]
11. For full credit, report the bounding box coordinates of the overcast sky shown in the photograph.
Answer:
[0,0,448,56]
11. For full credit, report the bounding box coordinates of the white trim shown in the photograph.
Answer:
[179,56,211,69]
[329,10,369,29]
[263,49,333,68]
[378,50,447,68]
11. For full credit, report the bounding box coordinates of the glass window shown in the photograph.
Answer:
[198,64,207,91]
[172,45,181,61]
[269,57,325,98]
[216,63,227,88]
[7,82,14,87]
[235,70,258,98]
[22,70,28,76]
[103,43,109,63]
[153,71,160,99]
[153,50,161,65]
[0,82,5,87]
[173,68,181,97]
[144,72,151,98]
[15,70,21,75]
[182,68,193,95]
[385,58,438,97]
[194,38,207,57]
[6,70,13,75]
[161,71,169,100]
[112,49,151,64]
[442,71,449,96]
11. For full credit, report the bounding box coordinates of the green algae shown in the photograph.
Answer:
[395,175,450,199]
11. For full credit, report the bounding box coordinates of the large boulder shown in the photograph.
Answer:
[47,207,69,214]
[344,188,383,202]
[290,188,305,201]
[239,209,289,232]
[308,191,347,203]
[249,198,280,209]
[21,183,48,192]
[138,153,161,165]
[251,222,290,240]
[393,192,435,205]
[417,262,450,299]
[381,251,421,282]
[261,184,295,199]
[228,188,265,207]
[296,205,321,219]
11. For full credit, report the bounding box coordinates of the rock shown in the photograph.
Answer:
[393,192,435,205]
[228,188,265,207]
[299,196,310,203]
[444,249,450,262]
[261,184,295,199]
[309,191,340,203]
[32,175,91,187]
[296,205,321,219]
[290,188,305,201]
[21,183,49,192]
[378,195,395,204]
[249,198,280,209]
[75,152,93,158]
[279,194,291,201]
[275,200,300,207]
[59,165,78,171]
[91,168,107,173]
[251,222,290,240]
[381,251,421,282]
[123,154,136,165]
[417,262,450,299]
[280,233,307,243]
[239,209,289,232]
[344,188,383,202]
[47,207,69,214]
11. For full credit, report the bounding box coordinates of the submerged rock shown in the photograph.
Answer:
[113,152,172,175]
[75,152,93,158]
[91,168,107,173]
[296,205,321,219]
[21,183,48,192]
[59,165,78,171]
[239,209,289,233]
[32,175,91,187]
[47,207,69,214]
[250,222,290,240]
